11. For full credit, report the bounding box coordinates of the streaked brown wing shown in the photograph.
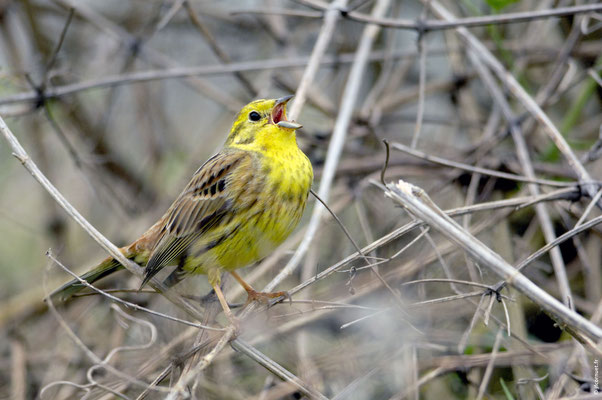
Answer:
[141,149,251,286]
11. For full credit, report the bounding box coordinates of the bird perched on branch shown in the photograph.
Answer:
[53,95,313,320]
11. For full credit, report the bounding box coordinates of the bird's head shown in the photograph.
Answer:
[225,96,302,150]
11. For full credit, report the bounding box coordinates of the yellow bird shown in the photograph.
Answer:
[54,96,313,319]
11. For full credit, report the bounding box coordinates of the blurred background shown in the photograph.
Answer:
[1,0,601,399]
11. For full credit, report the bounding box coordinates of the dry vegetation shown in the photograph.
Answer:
[1,0,602,399]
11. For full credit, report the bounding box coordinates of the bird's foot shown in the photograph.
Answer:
[244,289,291,307]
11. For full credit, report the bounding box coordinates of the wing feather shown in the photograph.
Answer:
[141,150,252,287]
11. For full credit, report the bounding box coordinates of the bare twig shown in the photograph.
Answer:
[45,8,75,76]
[46,250,223,331]
[0,114,207,323]
[304,1,602,32]
[476,329,504,400]
[10,337,26,400]
[425,0,600,205]
[0,49,431,107]
[513,214,602,275]
[41,268,168,398]
[410,4,429,148]
[392,141,582,188]
[166,326,236,400]
[287,0,348,120]
[232,339,329,400]
[384,180,602,341]
[184,1,257,96]
[266,0,391,291]
[466,46,572,306]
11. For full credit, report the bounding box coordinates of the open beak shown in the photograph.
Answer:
[272,95,302,130]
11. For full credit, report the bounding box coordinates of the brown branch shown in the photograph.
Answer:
[301,1,602,32]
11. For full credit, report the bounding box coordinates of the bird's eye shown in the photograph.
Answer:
[249,111,261,122]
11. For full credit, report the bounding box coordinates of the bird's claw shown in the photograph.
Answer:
[244,289,291,307]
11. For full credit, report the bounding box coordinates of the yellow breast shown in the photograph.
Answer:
[181,101,313,276]
[216,147,312,270]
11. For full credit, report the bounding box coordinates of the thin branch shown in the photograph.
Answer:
[513,214,602,275]
[166,326,236,400]
[45,8,75,75]
[41,268,168,397]
[287,0,348,120]
[425,0,600,205]
[0,48,425,107]
[410,5,428,148]
[231,339,330,400]
[153,0,185,33]
[389,367,445,400]
[53,0,242,112]
[476,329,504,400]
[307,188,408,310]
[466,45,572,306]
[0,114,207,324]
[401,278,494,290]
[46,250,223,331]
[384,179,602,341]
[184,1,257,96]
[575,188,602,228]
[392,142,583,188]
[303,1,602,32]
[266,0,391,292]
[457,293,487,354]
[286,184,580,298]
[231,8,323,18]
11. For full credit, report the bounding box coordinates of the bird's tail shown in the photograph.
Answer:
[50,256,125,302]
[50,223,163,302]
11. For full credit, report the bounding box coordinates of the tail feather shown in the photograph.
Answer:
[51,257,124,302]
